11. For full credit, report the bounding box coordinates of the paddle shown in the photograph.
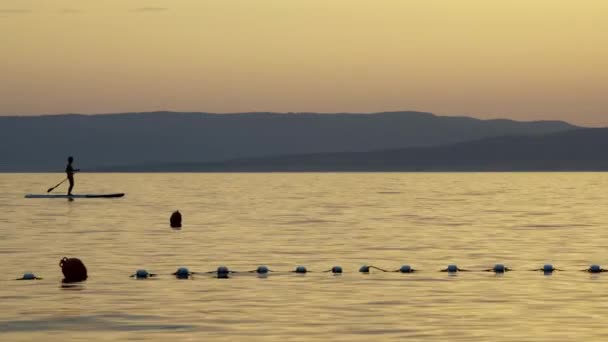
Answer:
[47,178,68,193]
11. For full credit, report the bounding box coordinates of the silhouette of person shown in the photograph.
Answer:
[66,156,80,195]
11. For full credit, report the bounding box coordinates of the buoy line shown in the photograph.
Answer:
[15,262,608,281]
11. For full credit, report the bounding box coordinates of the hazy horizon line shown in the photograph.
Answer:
[0,110,591,127]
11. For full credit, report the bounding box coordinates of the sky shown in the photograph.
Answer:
[0,0,606,126]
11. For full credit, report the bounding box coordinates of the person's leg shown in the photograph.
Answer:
[68,177,74,195]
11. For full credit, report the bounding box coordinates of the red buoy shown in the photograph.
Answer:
[59,257,88,282]
[170,210,182,228]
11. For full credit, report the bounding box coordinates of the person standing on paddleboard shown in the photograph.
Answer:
[66,156,80,196]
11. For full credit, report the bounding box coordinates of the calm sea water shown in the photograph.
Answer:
[2,173,608,341]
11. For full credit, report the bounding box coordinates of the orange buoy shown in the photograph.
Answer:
[59,257,88,282]
[170,210,182,228]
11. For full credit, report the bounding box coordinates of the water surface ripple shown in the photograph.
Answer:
[1,173,608,341]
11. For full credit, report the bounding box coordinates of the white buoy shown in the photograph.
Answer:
[217,266,230,278]
[175,267,190,279]
[22,272,36,280]
[135,269,150,279]
[399,265,413,273]
[493,264,506,273]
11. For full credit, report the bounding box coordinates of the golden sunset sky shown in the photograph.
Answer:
[1,0,606,126]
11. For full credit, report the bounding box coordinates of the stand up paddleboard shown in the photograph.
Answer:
[25,193,125,199]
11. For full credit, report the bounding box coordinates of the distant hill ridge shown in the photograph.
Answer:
[103,128,608,172]
[0,111,577,171]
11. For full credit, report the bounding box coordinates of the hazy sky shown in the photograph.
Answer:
[1,0,606,126]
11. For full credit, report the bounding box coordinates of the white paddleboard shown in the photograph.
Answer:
[25,193,125,199]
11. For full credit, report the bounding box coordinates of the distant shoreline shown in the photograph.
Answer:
[4,170,608,173]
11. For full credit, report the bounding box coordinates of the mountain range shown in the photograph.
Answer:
[0,111,582,172]
[122,128,606,172]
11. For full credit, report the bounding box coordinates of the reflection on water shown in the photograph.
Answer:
[1,173,608,341]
